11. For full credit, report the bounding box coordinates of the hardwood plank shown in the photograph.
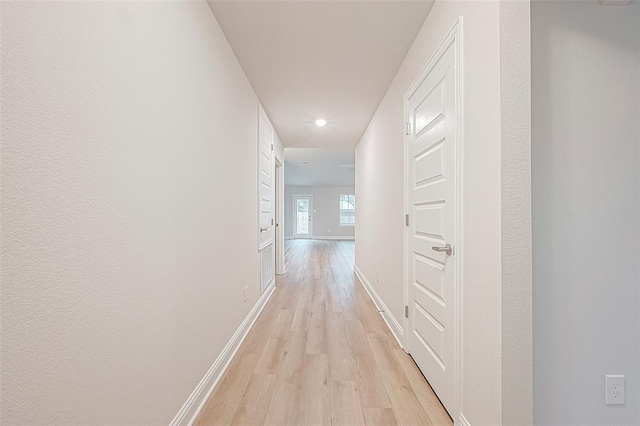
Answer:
[194,352,258,425]
[195,240,452,426]
[277,328,307,385]
[306,323,327,355]
[263,379,300,425]
[254,337,286,375]
[345,320,392,409]
[379,363,434,425]
[362,407,399,426]
[229,374,276,426]
[298,354,330,425]
[330,380,365,426]
[394,349,452,425]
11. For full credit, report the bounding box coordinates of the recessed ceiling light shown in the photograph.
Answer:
[302,161,309,165]
[315,119,327,127]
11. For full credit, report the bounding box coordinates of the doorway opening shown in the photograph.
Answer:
[293,195,312,239]
[283,148,356,243]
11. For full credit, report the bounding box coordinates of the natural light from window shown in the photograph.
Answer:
[296,197,310,234]
[339,194,355,225]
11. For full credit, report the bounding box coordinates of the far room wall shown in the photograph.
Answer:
[284,186,356,240]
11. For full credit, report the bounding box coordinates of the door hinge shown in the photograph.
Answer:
[271,218,274,226]
[405,305,409,318]
[271,143,274,152]
[405,122,412,136]
[405,214,410,227]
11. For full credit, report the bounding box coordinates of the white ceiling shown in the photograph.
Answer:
[285,148,355,186]
[208,0,435,148]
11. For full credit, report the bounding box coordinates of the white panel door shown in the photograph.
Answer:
[258,107,274,249]
[405,30,459,416]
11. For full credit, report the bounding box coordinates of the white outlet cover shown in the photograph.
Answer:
[605,375,625,405]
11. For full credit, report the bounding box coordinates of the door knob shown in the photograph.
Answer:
[432,243,453,256]
[260,227,269,232]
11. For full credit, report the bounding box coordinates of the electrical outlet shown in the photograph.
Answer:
[244,286,248,303]
[605,375,625,405]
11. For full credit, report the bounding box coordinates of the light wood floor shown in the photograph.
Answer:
[196,240,452,425]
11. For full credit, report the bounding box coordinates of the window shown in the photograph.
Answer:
[339,194,355,225]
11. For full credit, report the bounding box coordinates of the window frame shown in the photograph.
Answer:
[339,194,356,226]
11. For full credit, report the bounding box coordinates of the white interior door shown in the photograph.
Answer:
[293,195,312,239]
[405,28,460,417]
[258,107,274,249]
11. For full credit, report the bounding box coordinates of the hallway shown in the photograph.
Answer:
[3,0,640,423]
[196,240,452,425]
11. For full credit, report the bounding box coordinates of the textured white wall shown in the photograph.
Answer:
[532,2,640,424]
[356,1,531,424]
[284,186,356,239]
[1,1,272,423]
[500,1,532,424]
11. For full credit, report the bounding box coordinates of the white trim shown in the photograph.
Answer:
[275,159,285,275]
[453,17,465,422]
[313,236,355,241]
[354,264,404,349]
[457,413,471,426]
[403,17,464,419]
[170,281,276,426]
[284,236,293,241]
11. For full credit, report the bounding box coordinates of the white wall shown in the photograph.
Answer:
[355,1,531,423]
[500,1,533,423]
[284,186,355,239]
[1,2,276,423]
[532,2,640,424]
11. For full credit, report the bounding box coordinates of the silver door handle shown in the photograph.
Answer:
[260,227,269,232]
[432,243,453,256]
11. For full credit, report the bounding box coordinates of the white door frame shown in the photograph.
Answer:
[275,158,285,274]
[292,194,313,239]
[403,17,464,420]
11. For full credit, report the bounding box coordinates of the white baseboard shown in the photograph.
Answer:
[457,413,471,426]
[170,281,276,426]
[284,236,293,240]
[353,264,404,348]
[313,236,355,241]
